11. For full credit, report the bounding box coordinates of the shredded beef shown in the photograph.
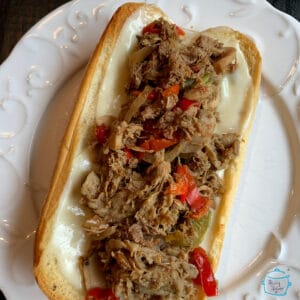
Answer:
[101,240,198,300]
[205,133,240,170]
[81,171,101,200]
[108,121,143,150]
[80,18,240,300]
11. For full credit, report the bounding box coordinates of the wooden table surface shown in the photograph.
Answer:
[0,0,299,299]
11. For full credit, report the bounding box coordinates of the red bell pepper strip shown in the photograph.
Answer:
[140,137,178,151]
[95,124,109,145]
[176,164,193,179]
[187,188,211,219]
[176,98,200,111]
[186,186,204,209]
[165,165,192,202]
[86,287,119,300]
[142,22,185,36]
[190,247,218,297]
[142,22,160,35]
[175,25,185,36]
[165,175,189,203]
[162,84,180,97]
[166,165,210,216]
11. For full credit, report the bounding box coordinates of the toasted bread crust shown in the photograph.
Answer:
[34,4,261,300]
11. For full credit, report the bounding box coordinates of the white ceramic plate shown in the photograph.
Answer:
[0,0,299,299]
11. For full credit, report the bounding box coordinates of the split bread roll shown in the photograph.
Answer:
[34,2,262,300]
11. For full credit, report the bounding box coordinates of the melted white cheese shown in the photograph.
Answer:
[50,148,93,288]
[50,11,252,289]
[216,41,252,134]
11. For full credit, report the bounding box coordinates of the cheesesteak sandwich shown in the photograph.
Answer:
[34,2,261,300]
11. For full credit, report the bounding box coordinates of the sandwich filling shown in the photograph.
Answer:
[81,19,241,299]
